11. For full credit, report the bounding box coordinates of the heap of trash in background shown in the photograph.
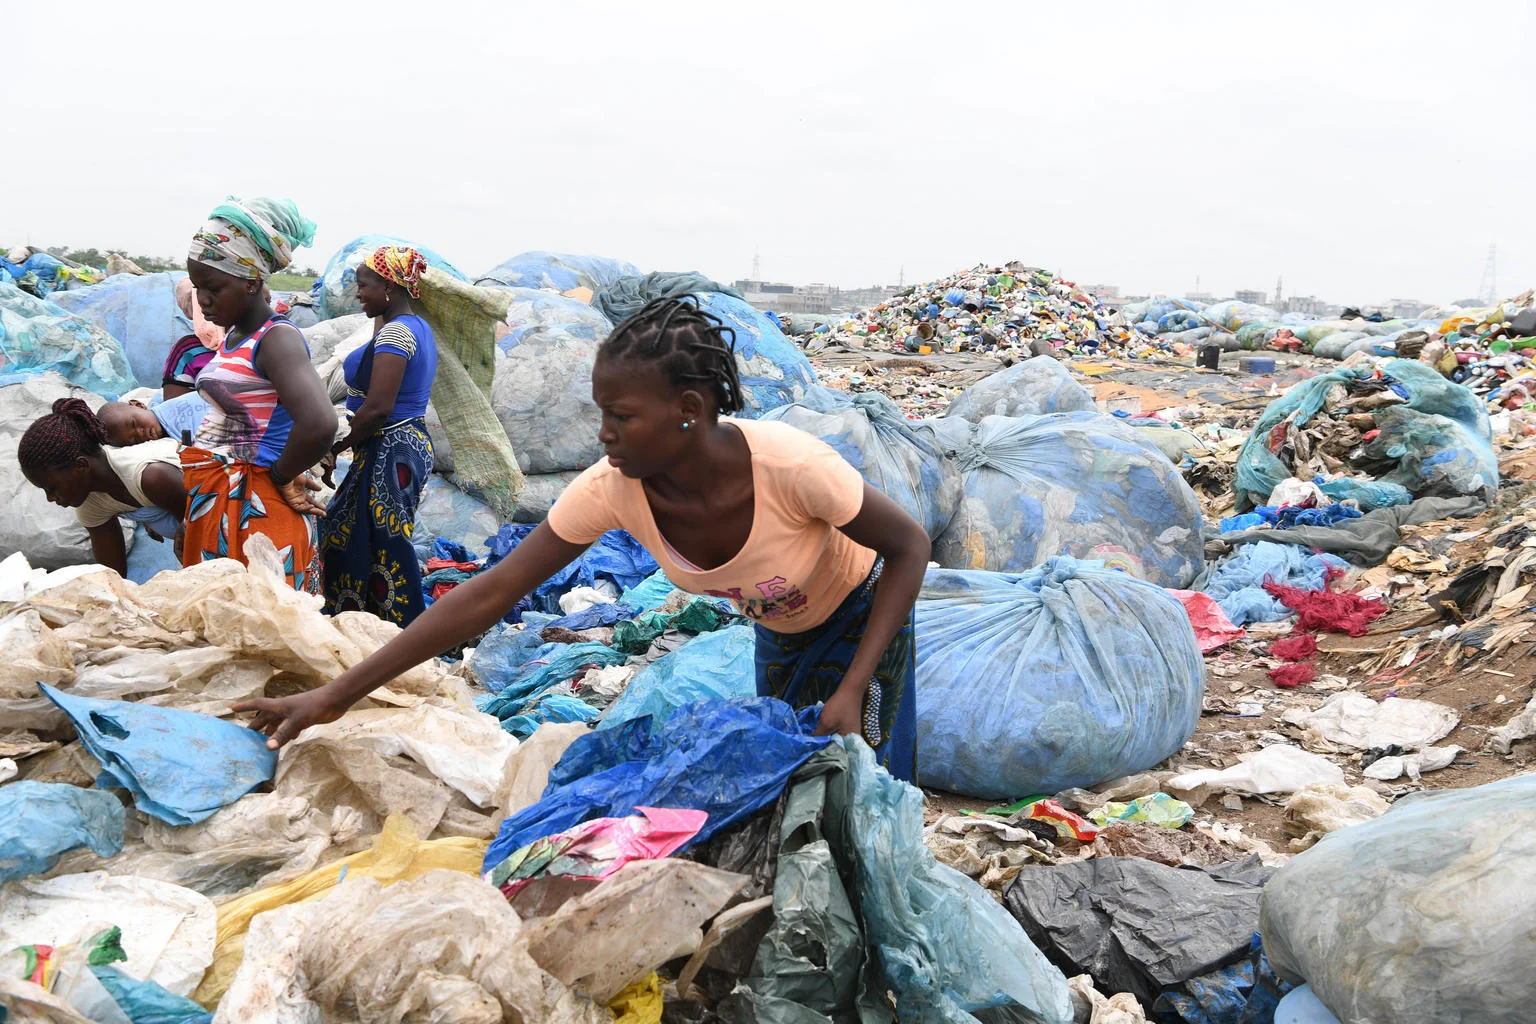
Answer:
[2,240,1535,1024]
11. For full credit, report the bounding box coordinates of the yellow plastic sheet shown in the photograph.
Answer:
[193,813,487,1006]
[608,973,662,1024]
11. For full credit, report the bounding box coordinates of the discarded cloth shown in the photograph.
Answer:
[485,698,831,872]
[1201,542,1348,626]
[1217,495,1485,567]
[40,684,276,826]
[1262,581,1385,637]
[1268,662,1317,689]
[591,271,743,325]
[1270,634,1319,661]
[0,781,125,883]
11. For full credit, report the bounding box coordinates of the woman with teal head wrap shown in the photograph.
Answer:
[182,195,335,593]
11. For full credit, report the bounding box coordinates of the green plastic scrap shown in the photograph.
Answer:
[1087,792,1194,829]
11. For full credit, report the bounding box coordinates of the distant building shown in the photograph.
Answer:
[732,279,837,314]
[1084,284,1120,299]
[1185,292,1216,303]
[1387,298,1428,320]
[1234,289,1268,306]
[1284,295,1326,316]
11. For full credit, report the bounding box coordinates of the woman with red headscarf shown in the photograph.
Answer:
[319,246,438,624]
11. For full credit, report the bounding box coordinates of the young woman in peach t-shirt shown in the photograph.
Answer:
[239,297,931,782]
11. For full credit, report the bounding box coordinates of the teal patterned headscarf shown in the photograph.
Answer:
[188,196,316,281]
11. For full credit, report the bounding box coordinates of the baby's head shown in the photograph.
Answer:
[96,401,165,446]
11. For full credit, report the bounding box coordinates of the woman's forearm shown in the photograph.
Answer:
[837,543,926,694]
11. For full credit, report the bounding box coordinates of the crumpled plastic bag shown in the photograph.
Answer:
[40,684,275,826]
[598,623,756,732]
[212,870,609,1024]
[194,814,486,1008]
[0,872,216,997]
[1261,774,1536,1024]
[1166,745,1344,807]
[0,781,124,883]
[847,738,1074,1024]
[1282,783,1390,852]
[521,859,748,1003]
[1280,691,1459,752]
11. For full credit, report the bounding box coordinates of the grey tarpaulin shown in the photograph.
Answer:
[1003,856,1273,1007]
[1215,495,1484,566]
[592,271,743,325]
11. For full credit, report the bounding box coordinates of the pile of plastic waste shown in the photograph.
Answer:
[798,262,1129,357]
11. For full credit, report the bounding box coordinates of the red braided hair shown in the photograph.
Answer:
[18,398,110,476]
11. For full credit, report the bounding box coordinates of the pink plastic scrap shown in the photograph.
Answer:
[1169,590,1247,653]
[483,806,709,899]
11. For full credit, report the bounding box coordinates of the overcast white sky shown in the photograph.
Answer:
[8,1,1532,305]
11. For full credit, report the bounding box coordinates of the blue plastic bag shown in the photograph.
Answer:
[1234,360,1496,511]
[915,560,1205,799]
[485,697,829,871]
[846,739,1074,1023]
[125,525,182,584]
[599,623,757,731]
[497,692,602,740]
[49,272,193,389]
[0,781,125,883]
[0,283,138,397]
[763,387,961,539]
[485,525,659,616]
[91,965,214,1024]
[620,568,678,613]
[480,286,613,353]
[475,639,627,716]
[933,411,1206,589]
[1202,542,1348,627]
[40,684,277,825]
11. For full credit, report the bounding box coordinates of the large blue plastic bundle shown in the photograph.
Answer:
[933,411,1206,588]
[694,291,818,416]
[1261,774,1536,1024]
[484,697,830,871]
[49,272,192,389]
[944,356,1097,422]
[763,387,961,539]
[1233,360,1497,511]
[477,251,641,293]
[0,284,138,397]
[846,739,1074,1023]
[0,781,126,883]
[40,684,276,825]
[315,235,468,318]
[492,286,612,351]
[1201,301,1281,332]
[1158,309,1205,333]
[914,560,1205,800]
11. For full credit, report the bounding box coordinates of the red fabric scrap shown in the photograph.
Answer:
[1269,634,1319,662]
[1023,800,1099,842]
[1169,590,1246,653]
[1262,581,1386,637]
[425,557,482,573]
[429,582,460,600]
[1268,661,1317,688]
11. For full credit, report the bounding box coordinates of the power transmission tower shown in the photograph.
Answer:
[1274,275,1283,311]
[1478,243,1498,305]
[897,266,904,288]
[751,248,761,281]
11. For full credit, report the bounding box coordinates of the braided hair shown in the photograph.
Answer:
[18,398,109,477]
[597,296,745,415]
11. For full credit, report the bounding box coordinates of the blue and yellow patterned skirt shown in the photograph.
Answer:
[320,419,433,625]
